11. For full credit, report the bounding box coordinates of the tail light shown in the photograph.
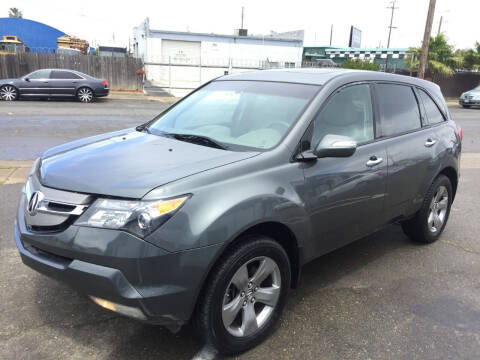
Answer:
[457,126,463,141]
[102,80,108,87]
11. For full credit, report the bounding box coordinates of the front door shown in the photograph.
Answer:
[18,69,51,96]
[298,83,388,260]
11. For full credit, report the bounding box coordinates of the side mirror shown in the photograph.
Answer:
[296,134,357,162]
[24,77,30,82]
[314,134,357,158]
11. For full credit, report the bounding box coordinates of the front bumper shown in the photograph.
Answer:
[15,192,222,327]
[459,98,480,105]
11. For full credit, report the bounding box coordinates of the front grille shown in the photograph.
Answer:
[27,215,78,233]
[24,175,93,233]
[46,202,76,213]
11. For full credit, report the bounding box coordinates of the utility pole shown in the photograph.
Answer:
[241,6,244,29]
[385,0,398,72]
[418,0,436,79]
[329,24,333,46]
[437,15,443,36]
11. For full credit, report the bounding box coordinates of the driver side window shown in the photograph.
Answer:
[312,84,374,147]
[27,70,51,79]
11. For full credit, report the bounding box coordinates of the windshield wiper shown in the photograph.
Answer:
[167,133,228,150]
[135,124,151,134]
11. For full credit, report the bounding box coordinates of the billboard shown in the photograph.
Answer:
[349,26,362,48]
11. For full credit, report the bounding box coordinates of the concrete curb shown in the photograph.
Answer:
[108,92,180,103]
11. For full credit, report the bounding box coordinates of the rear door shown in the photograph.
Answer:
[18,69,51,96]
[374,82,438,221]
[49,70,82,96]
[300,83,388,257]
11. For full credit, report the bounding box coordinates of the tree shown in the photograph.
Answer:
[340,58,380,71]
[455,42,480,70]
[406,34,455,77]
[8,7,23,18]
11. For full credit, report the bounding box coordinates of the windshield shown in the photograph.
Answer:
[147,80,319,151]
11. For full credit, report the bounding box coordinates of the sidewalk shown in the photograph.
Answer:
[108,91,180,103]
[0,160,33,185]
[1,154,479,186]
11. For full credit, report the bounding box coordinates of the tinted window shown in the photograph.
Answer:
[418,89,444,125]
[50,71,82,79]
[312,84,374,146]
[149,81,318,151]
[27,70,51,79]
[376,84,421,137]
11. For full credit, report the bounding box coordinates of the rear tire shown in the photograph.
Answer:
[77,87,94,103]
[196,236,291,355]
[0,85,18,101]
[401,175,452,243]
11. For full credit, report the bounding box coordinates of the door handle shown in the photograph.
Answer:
[425,139,437,147]
[366,156,383,167]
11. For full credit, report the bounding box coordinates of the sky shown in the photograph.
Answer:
[1,0,479,50]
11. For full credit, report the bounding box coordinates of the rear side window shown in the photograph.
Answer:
[376,83,421,137]
[50,71,82,79]
[312,84,374,145]
[418,89,445,125]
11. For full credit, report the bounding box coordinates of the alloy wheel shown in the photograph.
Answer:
[222,256,281,337]
[78,88,93,102]
[427,185,448,233]
[1,86,17,101]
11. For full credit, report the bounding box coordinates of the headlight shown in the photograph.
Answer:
[76,195,189,238]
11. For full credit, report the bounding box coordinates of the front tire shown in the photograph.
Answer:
[197,236,291,355]
[0,85,18,101]
[402,175,452,243]
[77,87,94,103]
[461,104,471,108]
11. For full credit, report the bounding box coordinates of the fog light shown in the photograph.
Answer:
[90,296,147,320]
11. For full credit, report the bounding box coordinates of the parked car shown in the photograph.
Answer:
[15,69,461,355]
[0,68,109,102]
[459,85,480,108]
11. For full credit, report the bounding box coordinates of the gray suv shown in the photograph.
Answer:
[15,69,461,355]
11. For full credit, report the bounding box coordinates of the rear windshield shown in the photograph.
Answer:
[148,80,319,151]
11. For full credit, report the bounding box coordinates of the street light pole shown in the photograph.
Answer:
[418,0,437,79]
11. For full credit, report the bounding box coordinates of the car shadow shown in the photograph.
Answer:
[11,97,110,103]
[31,224,413,360]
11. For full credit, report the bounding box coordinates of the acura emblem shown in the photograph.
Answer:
[27,191,44,216]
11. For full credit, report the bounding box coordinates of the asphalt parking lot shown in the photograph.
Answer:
[0,98,479,359]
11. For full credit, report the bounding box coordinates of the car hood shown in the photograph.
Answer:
[464,90,480,96]
[40,130,259,198]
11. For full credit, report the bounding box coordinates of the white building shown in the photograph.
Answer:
[132,18,304,96]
